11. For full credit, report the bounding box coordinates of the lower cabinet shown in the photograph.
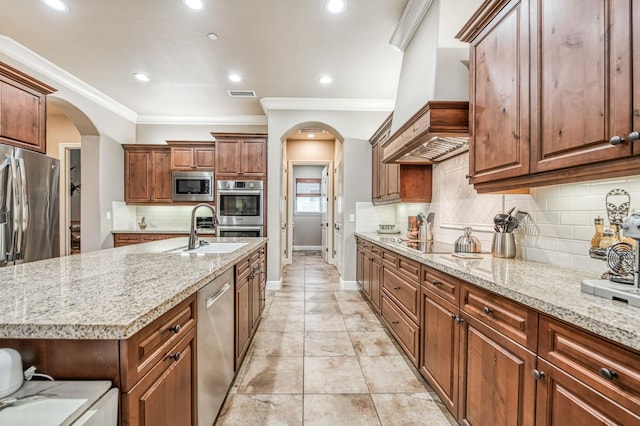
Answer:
[113,233,190,247]
[380,291,420,367]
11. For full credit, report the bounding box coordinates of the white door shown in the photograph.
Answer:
[320,165,329,262]
[334,150,344,275]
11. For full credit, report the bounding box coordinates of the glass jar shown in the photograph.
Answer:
[590,217,604,248]
[599,229,616,249]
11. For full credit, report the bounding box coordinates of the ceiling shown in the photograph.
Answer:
[0,0,407,121]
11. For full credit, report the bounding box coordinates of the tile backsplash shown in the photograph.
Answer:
[111,203,213,231]
[356,153,640,274]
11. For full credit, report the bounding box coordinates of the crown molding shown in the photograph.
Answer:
[0,36,138,123]
[136,114,268,126]
[389,0,434,52]
[260,97,394,114]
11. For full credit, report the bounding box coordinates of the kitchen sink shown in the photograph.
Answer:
[168,242,248,254]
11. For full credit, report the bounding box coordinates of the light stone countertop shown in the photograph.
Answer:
[0,237,266,340]
[356,232,640,352]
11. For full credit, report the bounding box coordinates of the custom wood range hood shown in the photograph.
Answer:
[382,101,469,164]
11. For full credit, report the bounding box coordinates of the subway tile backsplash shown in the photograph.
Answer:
[356,152,640,275]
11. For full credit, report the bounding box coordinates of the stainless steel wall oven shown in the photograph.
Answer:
[216,180,264,232]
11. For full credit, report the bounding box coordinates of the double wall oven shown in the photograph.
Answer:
[216,180,264,237]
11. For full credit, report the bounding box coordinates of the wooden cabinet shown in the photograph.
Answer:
[123,145,173,204]
[113,232,189,247]
[167,141,215,171]
[458,0,640,192]
[0,62,55,153]
[356,239,382,313]
[369,114,432,205]
[234,244,267,369]
[212,133,267,178]
[463,0,530,184]
[536,315,640,423]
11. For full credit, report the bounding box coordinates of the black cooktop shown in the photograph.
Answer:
[378,237,456,254]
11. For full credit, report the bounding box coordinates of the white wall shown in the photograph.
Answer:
[136,123,267,145]
[266,109,389,282]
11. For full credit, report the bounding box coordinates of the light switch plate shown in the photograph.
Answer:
[349,213,355,222]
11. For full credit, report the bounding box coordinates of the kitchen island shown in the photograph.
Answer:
[356,232,640,425]
[0,236,267,426]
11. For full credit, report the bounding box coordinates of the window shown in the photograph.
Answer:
[295,178,322,213]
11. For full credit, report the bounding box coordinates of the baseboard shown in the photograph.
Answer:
[293,245,322,251]
[266,280,282,291]
[340,279,359,290]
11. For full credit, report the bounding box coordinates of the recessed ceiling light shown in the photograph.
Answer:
[307,134,316,138]
[229,74,242,82]
[133,72,150,82]
[326,0,346,14]
[42,0,69,12]
[318,75,333,85]
[207,32,218,40]
[182,0,205,10]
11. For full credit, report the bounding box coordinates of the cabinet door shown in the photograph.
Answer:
[530,0,633,172]
[371,143,380,201]
[386,163,400,198]
[151,150,173,202]
[468,0,530,183]
[235,276,251,369]
[458,312,536,426]
[0,81,44,152]
[125,150,152,203]
[362,253,372,298]
[194,147,215,169]
[633,0,640,156]
[216,140,242,174]
[241,139,266,175]
[356,246,364,287]
[370,255,381,311]
[535,358,640,426]
[123,331,195,426]
[250,271,261,331]
[170,147,195,170]
[420,290,460,415]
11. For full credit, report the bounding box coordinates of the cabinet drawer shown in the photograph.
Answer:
[114,233,142,245]
[141,234,170,242]
[538,315,640,415]
[381,249,397,268]
[370,244,383,258]
[398,256,420,283]
[236,257,251,280]
[121,295,196,391]
[381,293,419,367]
[421,267,460,306]
[382,267,420,322]
[460,284,537,351]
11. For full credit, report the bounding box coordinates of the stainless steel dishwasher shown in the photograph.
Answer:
[197,267,234,426]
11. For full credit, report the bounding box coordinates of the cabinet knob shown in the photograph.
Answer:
[169,352,181,362]
[609,135,627,145]
[169,324,181,334]
[455,317,464,324]
[532,369,545,380]
[628,131,640,142]
[391,320,399,325]
[450,314,457,321]
[465,174,472,179]
[599,368,617,381]
[432,280,441,287]
[482,306,493,315]
[393,286,400,290]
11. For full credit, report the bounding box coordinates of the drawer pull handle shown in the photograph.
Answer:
[532,369,545,380]
[599,368,617,381]
[432,280,441,287]
[169,352,181,362]
[169,324,181,334]
[393,286,400,290]
[450,314,457,321]
[483,306,493,315]
[391,320,399,325]
[455,317,464,324]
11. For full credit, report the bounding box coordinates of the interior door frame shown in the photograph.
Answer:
[58,142,82,256]
[287,160,334,263]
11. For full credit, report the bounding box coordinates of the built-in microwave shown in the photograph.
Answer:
[172,171,214,202]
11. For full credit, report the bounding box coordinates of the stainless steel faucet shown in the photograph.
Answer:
[188,203,218,250]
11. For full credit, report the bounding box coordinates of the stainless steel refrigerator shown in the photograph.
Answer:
[0,143,60,267]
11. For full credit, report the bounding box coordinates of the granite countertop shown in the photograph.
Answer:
[111,229,216,234]
[0,237,266,340]
[356,232,640,352]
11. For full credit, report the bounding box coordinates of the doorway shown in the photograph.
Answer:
[59,143,81,255]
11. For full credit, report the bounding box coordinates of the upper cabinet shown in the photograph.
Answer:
[370,114,432,205]
[458,0,640,192]
[166,141,215,171]
[212,133,267,178]
[0,62,56,153]
[123,145,173,204]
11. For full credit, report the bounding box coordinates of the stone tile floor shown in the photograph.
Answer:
[216,251,456,426]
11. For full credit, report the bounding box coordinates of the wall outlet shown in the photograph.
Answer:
[106,211,111,220]
[349,213,355,223]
